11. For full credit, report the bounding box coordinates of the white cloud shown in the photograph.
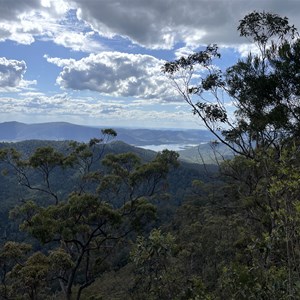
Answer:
[0,93,194,128]
[45,52,178,100]
[69,0,300,50]
[0,57,37,93]
[0,0,40,21]
[0,0,104,53]
[53,31,105,52]
[17,79,37,91]
[44,55,76,67]
[2,1,300,52]
[0,58,26,87]
[0,1,68,44]
[174,46,196,59]
[236,43,261,58]
[19,91,46,97]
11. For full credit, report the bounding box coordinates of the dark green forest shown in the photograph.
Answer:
[1,11,300,299]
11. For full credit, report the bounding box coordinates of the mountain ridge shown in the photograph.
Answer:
[0,121,214,146]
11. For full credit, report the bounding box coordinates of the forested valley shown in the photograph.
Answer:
[2,11,300,299]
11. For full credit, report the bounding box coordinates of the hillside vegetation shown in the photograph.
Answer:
[1,11,300,300]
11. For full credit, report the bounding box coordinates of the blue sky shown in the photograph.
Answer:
[0,0,299,129]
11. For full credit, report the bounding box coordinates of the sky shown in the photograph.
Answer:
[0,0,299,129]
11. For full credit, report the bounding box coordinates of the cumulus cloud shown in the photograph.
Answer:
[69,0,300,50]
[0,0,40,21]
[0,0,69,21]
[0,0,67,43]
[53,31,105,52]
[45,52,177,100]
[44,55,76,68]
[2,1,300,52]
[174,46,196,59]
[0,57,36,92]
[0,0,104,53]
[0,58,26,88]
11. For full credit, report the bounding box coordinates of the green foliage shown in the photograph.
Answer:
[4,10,300,300]
[101,128,117,137]
[163,11,300,159]
[238,11,297,44]
[9,252,50,299]
[159,11,300,300]
[130,229,177,299]
[0,133,179,299]
[0,241,33,299]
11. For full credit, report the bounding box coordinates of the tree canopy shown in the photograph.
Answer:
[163,11,300,159]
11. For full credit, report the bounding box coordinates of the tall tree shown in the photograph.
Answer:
[163,11,300,299]
[162,11,299,158]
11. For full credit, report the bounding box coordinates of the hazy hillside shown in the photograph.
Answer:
[0,121,101,142]
[0,121,214,146]
[0,121,232,164]
[116,127,214,146]
[178,142,234,164]
[0,139,217,220]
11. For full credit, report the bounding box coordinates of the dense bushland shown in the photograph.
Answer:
[2,11,300,299]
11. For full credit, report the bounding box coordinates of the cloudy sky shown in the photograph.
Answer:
[0,0,299,129]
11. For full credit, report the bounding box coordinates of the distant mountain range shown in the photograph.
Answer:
[0,121,214,146]
[0,121,234,164]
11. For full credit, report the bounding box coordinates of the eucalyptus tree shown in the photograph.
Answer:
[0,130,179,299]
[163,11,300,298]
[163,11,299,158]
